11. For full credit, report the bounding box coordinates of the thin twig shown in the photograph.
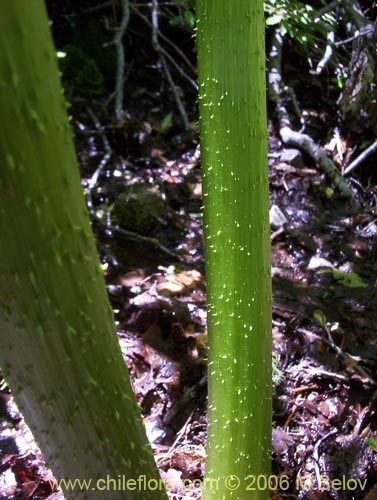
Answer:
[343,140,377,176]
[313,429,338,487]
[80,1,114,14]
[316,31,335,74]
[85,107,112,212]
[163,375,207,426]
[151,0,190,129]
[100,61,134,113]
[285,85,304,128]
[271,227,285,241]
[165,405,198,456]
[84,110,181,261]
[158,42,197,90]
[133,2,186,6]
[113,0,130,122]
[94,215,184,261]
[130,3,196,74]
[335,27,374,46]
[296,327,376,385]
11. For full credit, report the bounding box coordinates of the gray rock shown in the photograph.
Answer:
[270,204,288,228]
[112,183,164,235]
[280,148,303,167]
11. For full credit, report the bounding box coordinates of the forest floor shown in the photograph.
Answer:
[1,76,377,500]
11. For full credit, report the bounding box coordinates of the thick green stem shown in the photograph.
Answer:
[197,2,272,499]
[0,2,166,499]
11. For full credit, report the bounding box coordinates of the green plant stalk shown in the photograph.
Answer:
[0,2,166,499]
[197,2,272,499]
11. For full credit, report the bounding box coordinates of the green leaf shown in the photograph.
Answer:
[184,10,196,28]
[266,14,283,26]
[313,309,326,327]
[325,187,334,198]
[331,268,368,288]
[366,437,377,452]
[169,15,184,26]
[159,112,173,132]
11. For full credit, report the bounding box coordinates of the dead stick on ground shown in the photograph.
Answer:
[268,28,356,203]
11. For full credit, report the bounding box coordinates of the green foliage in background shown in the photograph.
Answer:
[265,0,336,47]
[57,18,116,97]
[366,437,377,453]
[59,44,104,97]
[168,0,196,28]
[168,0,337,47]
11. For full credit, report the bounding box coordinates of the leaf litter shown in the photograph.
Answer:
[2,91,377,500]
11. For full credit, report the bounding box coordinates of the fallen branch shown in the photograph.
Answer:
[268,28,355,201]
[280,127,353,198]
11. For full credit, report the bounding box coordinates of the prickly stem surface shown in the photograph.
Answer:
[197,2,272,499]
[0,2,167,499]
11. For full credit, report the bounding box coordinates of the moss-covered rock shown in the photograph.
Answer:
[59,44,104,97]
[112,183,164,235]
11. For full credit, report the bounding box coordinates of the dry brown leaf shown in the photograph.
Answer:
[119,270,145,287]
[158,270,202,295]
[188,182,202,198]
[160,468,183,493]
